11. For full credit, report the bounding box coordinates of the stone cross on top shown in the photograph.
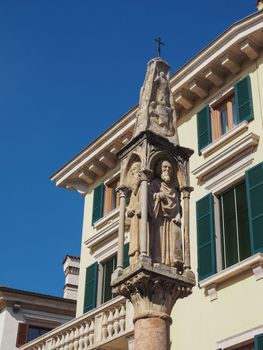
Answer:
[155,37,164,57]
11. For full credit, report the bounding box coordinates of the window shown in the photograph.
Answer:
[27,325,52,342]
[83,244,129,312]
[104,178,120,215]
[16,323,52,347]
[102,255,117,303]
[197,75,253,153]
[212,94,237,140]
[92,178,120,224]
[196,162,263,281]
[220,182,251,269]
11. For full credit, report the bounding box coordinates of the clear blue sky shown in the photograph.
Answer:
[0,0,256,297]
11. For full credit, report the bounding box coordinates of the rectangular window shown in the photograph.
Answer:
[197,75,253,153]
[27,326,52,342]
[102,254,117,303]
[212,94,237,140]
[104,178,120,215]
[219,182,251,268]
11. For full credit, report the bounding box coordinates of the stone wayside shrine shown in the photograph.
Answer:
[111,57,196,350]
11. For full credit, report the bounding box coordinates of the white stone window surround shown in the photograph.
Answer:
[199,253,263,301]
[216,323,263,349]
[192,121,259,194]
[96,251,118,307]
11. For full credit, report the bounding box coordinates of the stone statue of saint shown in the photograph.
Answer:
[149,159,183,269]
[126,161,141,263]
[149,70,175,136]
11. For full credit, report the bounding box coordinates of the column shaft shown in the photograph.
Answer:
[117,192,126,269]
[183,189,191,269]
[140,178,148,256]
[134,318,170,350]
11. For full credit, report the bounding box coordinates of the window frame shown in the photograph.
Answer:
[101,253,117,304]
[211,92,237,140]
[217,181,251,270]
[103,177,120,215]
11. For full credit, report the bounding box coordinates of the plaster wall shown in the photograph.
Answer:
[0,307,24,350]
[171,57,263,349]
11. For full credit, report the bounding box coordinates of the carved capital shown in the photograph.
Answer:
[180,185,194,199]
[116,185,130,198]
[139,168,153,182]
[112,262,195,322]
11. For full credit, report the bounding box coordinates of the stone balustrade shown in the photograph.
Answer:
[20,296,134,350]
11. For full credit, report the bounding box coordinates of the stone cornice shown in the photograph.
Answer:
[0,286,76,315]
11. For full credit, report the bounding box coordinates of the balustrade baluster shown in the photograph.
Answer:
[63,331,70,350]
[78,324,84,350]
[107,311,114,338]
[113,307,120,336]
[88,320,95,346]
[51,336,57,350]
[73,326,79,350]
[68,329,75,350]
[119,304,126,332]
[101,313,108,341]
[59,333,65,350]
[83,322,89,348]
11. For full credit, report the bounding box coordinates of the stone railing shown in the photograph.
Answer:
[20,296,134,350]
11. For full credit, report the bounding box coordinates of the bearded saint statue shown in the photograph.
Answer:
[149,159,183,270]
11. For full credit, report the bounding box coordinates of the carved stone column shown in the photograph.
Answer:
[116,185,129,270]
[181,186,194,270]
[112,57,196,350]
[139,168,152,257]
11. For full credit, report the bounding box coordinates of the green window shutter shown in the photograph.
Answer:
[197,105,211,153]
[246,162,263,254]
[196,193,216,280]
[124,243,130,268]
[92,184,105,224]
[255,333,263,350]
[83,262,98,313]
[235,75,254,123]
[103,257,116,303]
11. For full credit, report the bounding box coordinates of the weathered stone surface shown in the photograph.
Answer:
[133,58,179,146]
[134,317,169,350]
[112,257,195,321]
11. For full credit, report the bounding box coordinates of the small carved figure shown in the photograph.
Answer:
[154,71,170,106]
[149,159,183,269]
[126,161,141,263]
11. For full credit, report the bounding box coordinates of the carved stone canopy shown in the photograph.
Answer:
[133,58,179,146]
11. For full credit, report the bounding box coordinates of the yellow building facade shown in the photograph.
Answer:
[21,7,263,350]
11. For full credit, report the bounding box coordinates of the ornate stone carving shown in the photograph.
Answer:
[126,161,142,263]
[113,57,195,350]
[133,58,179,146]
[112,260,194,322]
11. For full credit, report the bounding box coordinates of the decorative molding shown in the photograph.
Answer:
[201,121,249,157]
[216,323,263,349]
[199,253,263,301]
[85,208,123,260]
[220,54,241,74]
[192,132,259,185]
[240,39,260,61]
[93,207,120,231]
